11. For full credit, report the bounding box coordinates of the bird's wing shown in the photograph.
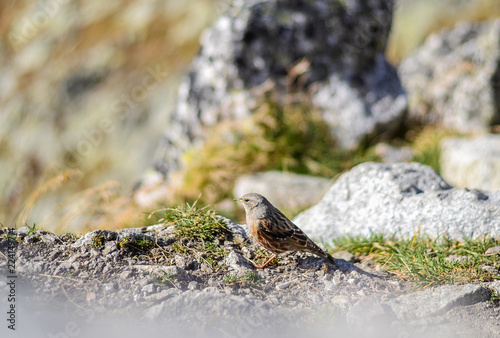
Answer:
[257,210,309,249]
[256,209,336,264]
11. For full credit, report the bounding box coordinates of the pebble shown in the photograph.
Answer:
[276,282,291,290]
[480,265,499,274]
[103,241,118,256]
[485,246,500,255]
[120,270,133,279]
[444,254,468,262]
[187,281,199,290]
[141,284,157,295]
[332,251,355,263]
[103,283,117,292]
[145,289,179,302]
[200,263,213,273]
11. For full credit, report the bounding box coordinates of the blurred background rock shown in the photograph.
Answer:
[1,0,215,231]
[1,0,499,233]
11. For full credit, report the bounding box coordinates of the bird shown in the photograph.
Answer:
[234,192,336,269]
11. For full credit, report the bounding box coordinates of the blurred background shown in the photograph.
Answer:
[1,0,499,233]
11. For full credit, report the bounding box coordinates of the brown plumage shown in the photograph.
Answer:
[234,192,335,268]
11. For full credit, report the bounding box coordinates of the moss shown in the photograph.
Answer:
[223,271,261,285]
[222,274,239,284]
[91,235,105,248]
[118,236,154,252]
[243,271,261,284]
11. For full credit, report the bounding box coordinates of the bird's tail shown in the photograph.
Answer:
[318,250,336,265]
[307,242,336,265]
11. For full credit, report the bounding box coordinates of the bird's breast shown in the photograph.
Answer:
[247,217,259,238]
[247,218,289,254]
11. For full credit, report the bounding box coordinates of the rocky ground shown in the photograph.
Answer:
[1,221,499,337]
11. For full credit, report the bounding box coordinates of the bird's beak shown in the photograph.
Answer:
[233,198,242,202]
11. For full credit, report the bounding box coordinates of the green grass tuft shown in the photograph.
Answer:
[333,232,500,287]
[26,223,38,236]
[160,203,232,269]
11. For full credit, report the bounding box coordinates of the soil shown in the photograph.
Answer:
[0,222,499,337]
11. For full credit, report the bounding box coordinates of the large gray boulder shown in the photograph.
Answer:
[154,0,407,174]
[441,134,500,192]
[294,162,500,242]
[399,19,500,132]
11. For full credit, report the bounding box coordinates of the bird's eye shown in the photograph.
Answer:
[244,199,249,202]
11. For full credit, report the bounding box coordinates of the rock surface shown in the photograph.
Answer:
[294,162,500,242]
[399,19,500,131]
[387,284,491,320]
[441,134,500,192]
[234,171,332,212]
[155,0,407,175]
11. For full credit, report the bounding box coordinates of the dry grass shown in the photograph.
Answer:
[14,168,83,226]
[172,93,333,203]
[5,162,158,233]
[0,0,214,233]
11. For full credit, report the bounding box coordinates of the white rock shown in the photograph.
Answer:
[294,162,500,242]
[441,134,500,192]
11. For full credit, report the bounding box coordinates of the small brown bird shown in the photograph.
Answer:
[234,193,336,268]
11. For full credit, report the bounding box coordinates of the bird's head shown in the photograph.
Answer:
[234,192,268,214]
